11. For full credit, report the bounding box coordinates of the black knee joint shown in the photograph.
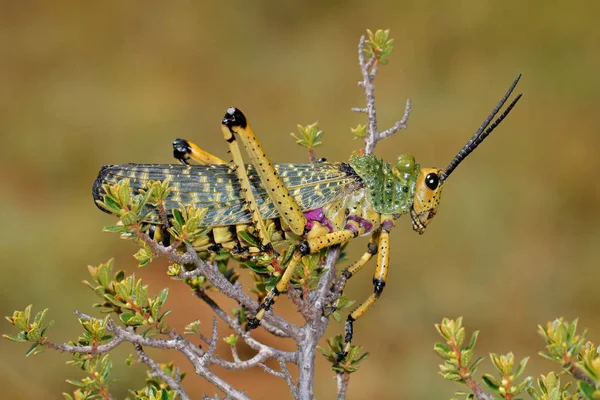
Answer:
[299,241,311,256]
[261,243,275,255]
[223,107,247,129]
[373,279,386,298]
[172,138,191,163]
[342,269,352,279]
[367,242,378,255]
[247,317,261,330]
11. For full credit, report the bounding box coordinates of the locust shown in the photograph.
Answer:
[93,74,522,361]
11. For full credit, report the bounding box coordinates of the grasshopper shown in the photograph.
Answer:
[93,75,521,361]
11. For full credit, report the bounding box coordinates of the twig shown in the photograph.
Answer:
[354,35,411,155]
[569,364,596,386]
[279,360,298,399]
[296,247,341,400]
[335,372,351,400]
[193,289,297,364]
[289,285,312,320]
[134,344,191,400]
[65,311,250,400]
[137,232,299,339]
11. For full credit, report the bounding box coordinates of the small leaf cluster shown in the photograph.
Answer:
[64,354,114,400]
[364,29,394,65]
[434,317,484,384]
[482,353,531,398]
[179,251,239,293]
[318,334,368,373]
[170,205,209,245]
[537,318,600,399]
[329,294,355,323]
[97,180,157,237]
[126,362,184,400]
[85,259,170,331]
[290,122,323,150]
[3,305,53,356]
[351,123,367,140]
[435,318,600,399]
[71,316,113,351]
[538,318,586,365]
[527,372,576,400]
[291,251,327,293]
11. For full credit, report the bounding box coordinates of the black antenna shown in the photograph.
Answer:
[440,74,522,182]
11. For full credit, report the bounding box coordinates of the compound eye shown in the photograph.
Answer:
[425,173,439,190]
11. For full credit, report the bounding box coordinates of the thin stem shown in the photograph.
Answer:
[135,344,191,400]
[355,35,410,154]
[335,372,351,400]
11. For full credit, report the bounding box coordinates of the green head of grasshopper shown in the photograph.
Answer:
[351,74,523,234]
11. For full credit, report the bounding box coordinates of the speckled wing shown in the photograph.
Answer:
[93,163,361,227]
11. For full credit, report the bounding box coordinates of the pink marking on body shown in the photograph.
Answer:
[346,215,373,234]
[303,208,335,233]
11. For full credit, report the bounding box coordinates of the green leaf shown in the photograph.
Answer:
[156,288,168,305]
[579,381,595,399]
[238,230,260,247]
[25,342,42,357]
[172,209,184,227]
[97,264,111,288]
[223,334,238,346]
[246,260,269,274]
[467,330,479,350]
[482,374,500,391]
[102,196,122,214]
[514,356,529,378]
[433,342,452,359]
[119,312,135,324]
[134,280,148,307]
[184,320,201,335]
[115,270,125,282]
[3,333,27,343]
[469,356,484,374]
[103,293,127,308]
[102,224,127,233]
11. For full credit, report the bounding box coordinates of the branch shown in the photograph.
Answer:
[60,311,250,400]
[138,232,300,339]
[354,35,411,155]
[134,344,191,400]
[194,289,297,364]
[335,372,350,400]
[569,364,596,386]
[297,246,341,400]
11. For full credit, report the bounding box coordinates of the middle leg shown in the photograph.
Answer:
[336,214,394,362]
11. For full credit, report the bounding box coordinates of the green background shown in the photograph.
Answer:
[1,1,599,399]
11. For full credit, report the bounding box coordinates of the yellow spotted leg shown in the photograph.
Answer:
[249,217,369,328]
[221,107,306,236]
[330,231,380,312]
[336,214,394,362]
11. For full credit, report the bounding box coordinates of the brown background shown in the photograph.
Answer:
[1,1,599,399]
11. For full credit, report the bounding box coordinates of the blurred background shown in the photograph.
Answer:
[1,1,599,399]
